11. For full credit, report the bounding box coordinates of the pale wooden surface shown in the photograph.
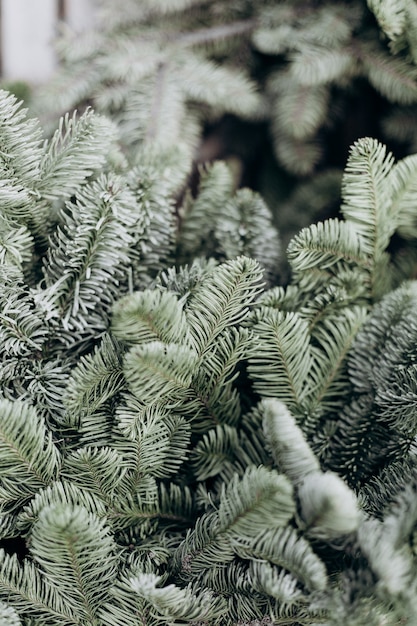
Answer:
[1,0,96,83]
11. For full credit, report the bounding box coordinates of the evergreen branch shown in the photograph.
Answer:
[306,305,368,413]
[158,483,195,525]
[218,466,295,537]
[248,309,312,408]
[185,256,264,356]
[270,130,323,176]
[190,424,240,480]
[0,281,49,358]
[40,174,139,338]
[174,18,257,47]
[98,570,157,626]
[361,41,417,104]
[64,334,125,423]
[30,504,118,621]
[341,137,396,299]
[375,364,417,433]
[144,63,182,145]
[367,0,407,41]
[261,399,320,485]
[179,53,261,118]
[34,63,103,127]
[125,159,177,288]
[129,572,227,623]
[61,446,172,533]
[114,398,191,477]
[0,222,33,271]
[0,181,33,222]
[290,46,356,86]
[272,77,329,141]
[38,110,117,202]
[0,550,78,625]
[178,160,234,260]
[212,188,281,285]
[123,341,199,405]
[179,327,252,432]
[17,481,107,534]
[254,4,357,53]
[232,526,327,594]
[111,289,190,346]
[347,281,417,395]
[386,153,417,238]
[172,513,237,583]
[0,399,61,508]
[174,467,294,582]
[287,219,368,274]
[298,472,361,539]
[328,394,398,487]
[62,447,132,501]
[5,358,69,426]
[359,458,417,518]
[359,496,417,621]
[195,326,253,389]
[0,91,43,188]
[248,560,304,608]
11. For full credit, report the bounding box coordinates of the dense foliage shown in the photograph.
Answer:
[1,0,417,624]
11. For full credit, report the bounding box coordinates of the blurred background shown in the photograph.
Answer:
[0,0,95,83]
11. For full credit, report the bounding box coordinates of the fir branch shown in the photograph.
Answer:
[175,19,257,48]
[64,334,125,425]
[0,399,61,509]
[17,481,107,534]
[386,153,417,238]
[361,40,417,104]
[270,131,323,176]
[123,341,199,406]
[290,46,356,86]
[62,448,161,533]
[218,466,295,537]
[114,398,191,478]
[297,472,361,539]
[272,77,329,141]
[185,256,264,356]
[178,160,235,261]
[111,289,190,346]
[40,174,139,340]
[0,222,33,271]
[190,424,240,480]
[341,137,395,256]
[0,281,49,357]
[62,447,132,501]
[0,550,78,625]
[0,91,43,189]
[248,309,312,409]
[374,364,417,433]
[287,219,368,277]
[38,110,117,202]
[129,572,227,623]
[178,53,261,118]
[232,526,327,594]
[30,504,118,622]
[261,399,320,485]
[306,305,368,414]
[179,327,253,432]
[367,0,407,41]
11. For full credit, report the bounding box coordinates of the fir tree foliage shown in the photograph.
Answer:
[3,60,417,624]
